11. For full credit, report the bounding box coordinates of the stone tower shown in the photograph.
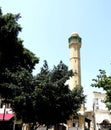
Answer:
[68,33,82,90]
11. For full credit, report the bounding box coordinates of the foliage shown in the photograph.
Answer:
[0,8,39,123]
[34,60,85,127]
[91,69,111,110]
[0,9,38,72]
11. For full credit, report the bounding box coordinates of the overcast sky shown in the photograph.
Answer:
[1,0,111,109]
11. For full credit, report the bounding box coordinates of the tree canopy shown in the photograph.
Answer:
[0,8,39,123]
[0,9,38,73]
[91,69,111,110]
[34,60,85,127]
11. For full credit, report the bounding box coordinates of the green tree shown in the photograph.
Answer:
[0,8,39,124]
[91,69,111,110]
[34,60,85,129]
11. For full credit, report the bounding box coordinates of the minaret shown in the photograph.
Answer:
[68,33,82,90]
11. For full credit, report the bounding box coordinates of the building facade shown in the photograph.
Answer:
[93,92,111,130]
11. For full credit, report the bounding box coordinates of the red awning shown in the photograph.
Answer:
[0,113,14,121]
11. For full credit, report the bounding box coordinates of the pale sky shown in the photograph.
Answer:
[1,0,111,109]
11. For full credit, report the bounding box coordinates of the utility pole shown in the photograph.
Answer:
[83,101,85,130]
[93,102,96,130]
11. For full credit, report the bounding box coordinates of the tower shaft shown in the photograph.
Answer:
[68,33,82,90]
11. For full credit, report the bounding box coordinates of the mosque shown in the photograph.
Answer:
[67,32,111,130]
